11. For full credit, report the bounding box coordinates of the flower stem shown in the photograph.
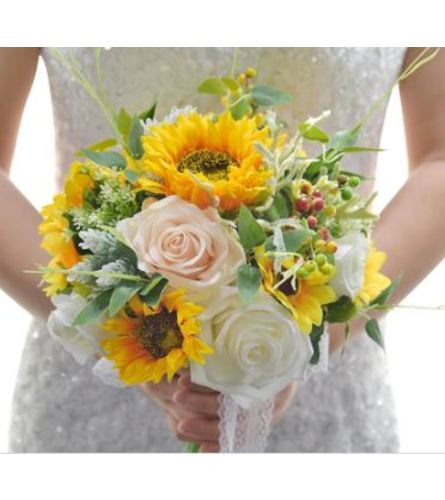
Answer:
[187,442,200,453]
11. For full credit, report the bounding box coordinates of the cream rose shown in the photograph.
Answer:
[190,287,313,408]
[330,231,369,298]
[117,196,245,292]
[48,293,109,364]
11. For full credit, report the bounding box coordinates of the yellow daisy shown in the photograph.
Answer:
[354,246,391,308]
[101,289,213,385]
[256,247,336,334]
[141,111,274,211]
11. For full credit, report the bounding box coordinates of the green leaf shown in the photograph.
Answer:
[283,228,311,252]
[128,115,144,159]
[326,296,357,323]
[329,129,360,151]
[238,205,266,251]
[365,318,385,350]
[81,150,127,170]
[73,289,113,326]
[309,323,325,364]
[75,138,117,156]
[237,264,262,305]
[140,277,169,307]
[251,85,293,106]
[298,123,329,143]
[139,273,165,296]
[222,77,240,92]
[125,169,139,183]
[139,101,157,122]
[230,96,250,120]
[198,77,227,96]
[108,281,142,317]
[264,192,292,221]
[117,107,132,140]
[370,275,401,306]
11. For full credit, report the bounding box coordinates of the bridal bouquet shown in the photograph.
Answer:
[36,48,436,452]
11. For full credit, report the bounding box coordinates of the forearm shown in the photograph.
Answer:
[0,169,52,322]
[329,159,445,352]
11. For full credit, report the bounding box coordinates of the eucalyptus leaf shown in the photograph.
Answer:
[129,115,144,159]
[365,318,385,350]
[230,96,250,120]
[251,85,293,106]
[238,205,266,251]
[141,277,169,307]
[81,150,127,170]
[326,296,357,323]
[125,169,139,183]
[108,281,142,317]
[198,77,227,96]
[117,107,132,140]
[237,264,262,305]
[72,289,113,326]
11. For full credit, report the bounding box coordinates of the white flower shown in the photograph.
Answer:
[330,232,369,298]
[47,294,109,364]
[190,287,313,408]
[142,105,196,134]
[117,196,245,294]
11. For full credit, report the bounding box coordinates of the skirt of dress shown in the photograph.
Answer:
[8,320,399,453]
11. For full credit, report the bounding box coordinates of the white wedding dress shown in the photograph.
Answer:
[9,47,407,452]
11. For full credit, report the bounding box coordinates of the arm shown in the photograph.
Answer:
[0,48,52,321]
[329,47,445,352]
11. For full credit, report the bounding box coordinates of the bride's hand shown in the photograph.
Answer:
[141,370,299,452]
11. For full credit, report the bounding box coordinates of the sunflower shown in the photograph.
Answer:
[354,246,391,308]
[255,247,336,334]
[140,111,274,211]
[100,289,214,384]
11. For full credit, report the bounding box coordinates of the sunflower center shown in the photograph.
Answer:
[137,309,184,359]
[177,149,237,181]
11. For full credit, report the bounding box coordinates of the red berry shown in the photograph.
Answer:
[318,227,330,241]
[313,189,322,198]
[296,197,311,213]
[312,198,325,211]
[307,215,318,228]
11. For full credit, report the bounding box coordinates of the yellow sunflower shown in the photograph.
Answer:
[354,246,391,308]
[255,247,336,334]
[101,289,214,385]
[141,112,274,211]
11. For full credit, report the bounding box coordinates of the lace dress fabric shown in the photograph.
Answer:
[9,47,406,452]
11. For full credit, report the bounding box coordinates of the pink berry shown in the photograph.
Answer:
[296,197,311,213]
[318,227,330,241]
[307,215,318,228]
[313,189,322,198]
[312,198,325,211]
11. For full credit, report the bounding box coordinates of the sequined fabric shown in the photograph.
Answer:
[9,47,406,452]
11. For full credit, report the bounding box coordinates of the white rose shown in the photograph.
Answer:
[330,232,369,298]
[117,195,245,293]
[47,293,108,364]
[190,287,313,408]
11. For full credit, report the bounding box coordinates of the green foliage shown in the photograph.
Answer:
[139,101,157,122]
[237,264,262,305]
[117,107,132,140]
[76,138,117,156]
[309,323,324,364]
[108,281,142,317]
[221,77,240,91]
[298,123,329,143]
[230,96,250,119]
[73,289,113,326]
[265,227,311,253]
[128,115,144,159]
[329,129,360,151]
[370,275,401,306]
[263,191,292,221]
[326,296,357,323]
[140,277,169,307]
[198,77,228,96]
[81,150,127,171]
[238,205,266,251]
[251,85,293,106]
[365,318,385,350]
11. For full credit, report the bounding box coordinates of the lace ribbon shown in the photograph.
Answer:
[217,329,330,453]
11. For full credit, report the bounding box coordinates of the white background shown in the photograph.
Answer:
[1,56,445,454]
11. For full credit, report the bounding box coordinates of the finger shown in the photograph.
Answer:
[199,442,220,453]
[178,373,219,394]
[160,399,199,421]
[178,416,220,442]
[173,388,220,416]
[141,378,179,402]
